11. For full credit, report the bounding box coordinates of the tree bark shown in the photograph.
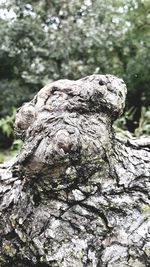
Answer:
[0,75,150,267]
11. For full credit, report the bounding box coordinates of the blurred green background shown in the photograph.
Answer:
[0,0,150,161]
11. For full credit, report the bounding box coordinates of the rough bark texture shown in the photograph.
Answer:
[0,75,150,267]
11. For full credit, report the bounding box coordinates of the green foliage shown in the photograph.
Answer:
[0,109,16,137]
[114,107,137,129]
[0,0,149,111]
[113,107,136,139]
[135,107,150,136]
[0,139,22,162]
[114,106,150,138]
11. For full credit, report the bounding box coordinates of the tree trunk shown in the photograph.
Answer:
[0,75,150,267]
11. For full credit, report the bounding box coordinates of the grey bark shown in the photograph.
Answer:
[0,74,150,267]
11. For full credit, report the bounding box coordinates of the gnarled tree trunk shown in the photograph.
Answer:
[0,75,150,267]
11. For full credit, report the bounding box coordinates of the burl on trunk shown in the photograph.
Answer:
[0,75,150,267]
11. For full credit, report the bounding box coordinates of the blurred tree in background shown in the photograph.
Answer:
[0,0,150,150]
